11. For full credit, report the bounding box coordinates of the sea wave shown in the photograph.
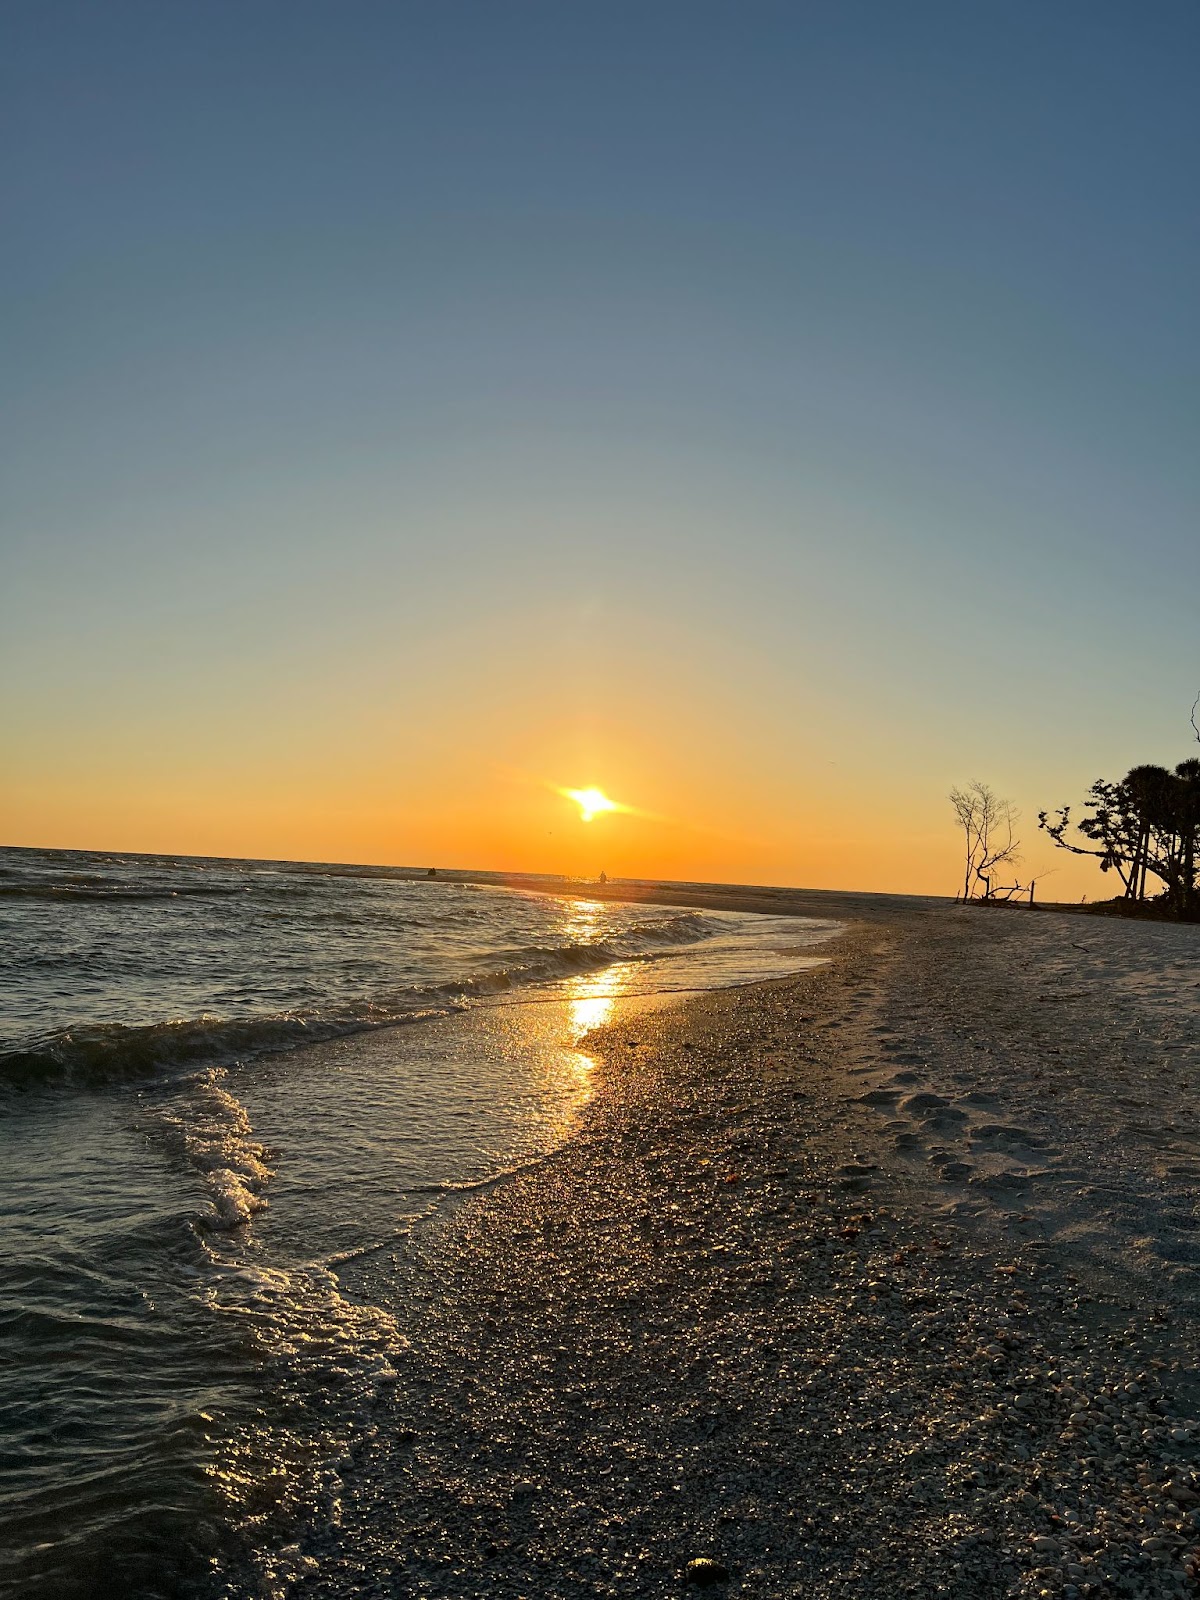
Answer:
[0,883,257,902]
[0,1008,456,1090]
[0,911,716,1089]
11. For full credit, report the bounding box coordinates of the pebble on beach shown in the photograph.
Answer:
[684,1557,730,1586]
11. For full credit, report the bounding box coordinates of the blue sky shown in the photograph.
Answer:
[3,2,1197,888]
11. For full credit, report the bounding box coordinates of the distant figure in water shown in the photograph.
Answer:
[427,867,437,878]
[599,871,607,885]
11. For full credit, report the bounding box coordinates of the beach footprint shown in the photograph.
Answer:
[969,1123,1048,1153]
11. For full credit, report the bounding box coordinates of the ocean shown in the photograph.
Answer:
[0,846,835,1598]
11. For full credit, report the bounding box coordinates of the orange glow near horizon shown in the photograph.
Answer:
[0,711,1111,901]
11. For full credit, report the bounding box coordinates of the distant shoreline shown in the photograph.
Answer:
[485,873,951,921]
[0,841,951,919]
[14,838,1197,923]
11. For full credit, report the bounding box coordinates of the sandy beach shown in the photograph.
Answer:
[252,894,1200,1600]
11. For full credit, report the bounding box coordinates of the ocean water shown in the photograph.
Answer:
[0,846,835,1598]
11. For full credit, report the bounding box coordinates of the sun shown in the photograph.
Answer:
[551,781,643,824]
[562,787,619,823]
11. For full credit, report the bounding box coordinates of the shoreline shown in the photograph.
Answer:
[0,841,950,923]
[264,901,1200,1600]
[486,876,949,922]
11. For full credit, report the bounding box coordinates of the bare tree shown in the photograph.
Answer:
[949,781,1022,901]
[1191,688,1199,745]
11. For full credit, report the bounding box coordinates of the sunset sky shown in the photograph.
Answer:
[3,2,1197,895]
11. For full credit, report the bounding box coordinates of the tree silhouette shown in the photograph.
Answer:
[1039,762,1199,917]
[949,782,1022,901]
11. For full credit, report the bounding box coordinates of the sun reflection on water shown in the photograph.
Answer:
[561,897,605,942]
[564,960,633,1073]
[569,985,615,1043]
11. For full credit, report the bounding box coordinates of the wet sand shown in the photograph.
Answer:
[280,899,1200,1600]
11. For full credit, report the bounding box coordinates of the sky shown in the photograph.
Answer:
[2,1,1197,895]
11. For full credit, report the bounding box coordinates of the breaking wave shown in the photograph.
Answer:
[0,911,718,1089]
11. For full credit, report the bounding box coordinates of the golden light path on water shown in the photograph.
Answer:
[567,963,626,1055]
[558,898,632,1079]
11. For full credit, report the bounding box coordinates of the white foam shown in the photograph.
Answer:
[141,1067,274,1230]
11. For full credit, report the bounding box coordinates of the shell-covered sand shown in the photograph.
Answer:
[272,900,1200,1600]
